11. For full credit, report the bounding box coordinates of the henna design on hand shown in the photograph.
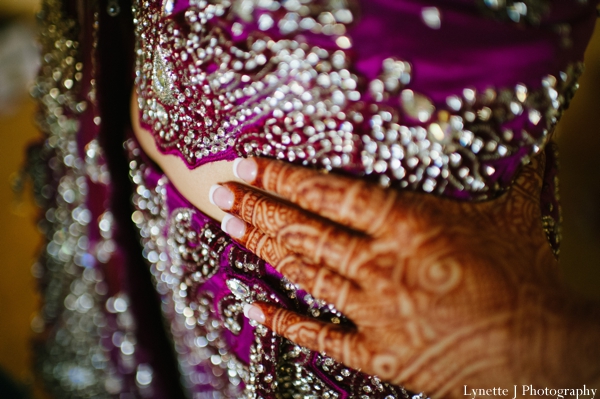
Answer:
[215,155,600,397]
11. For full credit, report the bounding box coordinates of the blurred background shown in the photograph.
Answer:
[0,0,42,397]
[0,1,598,398]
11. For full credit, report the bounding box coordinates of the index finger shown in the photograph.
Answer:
[233,158,397,236]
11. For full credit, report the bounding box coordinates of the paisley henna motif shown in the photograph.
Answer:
[215,155,600,397]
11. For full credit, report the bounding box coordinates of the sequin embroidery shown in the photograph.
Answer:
[134,0,583,200]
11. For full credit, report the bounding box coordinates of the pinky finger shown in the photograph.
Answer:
[244,302,358,367]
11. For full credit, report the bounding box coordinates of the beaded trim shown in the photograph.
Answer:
[134,0,582,200]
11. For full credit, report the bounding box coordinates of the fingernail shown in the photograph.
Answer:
[209,185,234,210]
[233,158,258,183]
[243,304,265,323]
[221,214,246,238]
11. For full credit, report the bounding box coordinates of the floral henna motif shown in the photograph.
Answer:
[214,156,600,397]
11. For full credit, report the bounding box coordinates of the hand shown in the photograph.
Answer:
[209,155,600,397]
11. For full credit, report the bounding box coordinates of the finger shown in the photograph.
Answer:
[245,302,359,367]
[225,220,359,310]
[273,255,358,311]
[246,303,412,387]
[233,157,397,236]
[217,183,368,278]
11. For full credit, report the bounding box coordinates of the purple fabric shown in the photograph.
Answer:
[164,180,258,364]
[353,0,596,102]
[140,0,598,202]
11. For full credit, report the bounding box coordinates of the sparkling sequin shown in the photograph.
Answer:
[169,209,224,283]
[481,0,550,24]
[134,0,582,200]
[29,2,143,397]
[421,7,442,29]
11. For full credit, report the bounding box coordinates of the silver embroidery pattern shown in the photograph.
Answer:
[218,294,246,335]
[168,209,249,394]
[170,209,223,283]
[135,0,360,160]
[134,0,582,199]
[276,347,339,399]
